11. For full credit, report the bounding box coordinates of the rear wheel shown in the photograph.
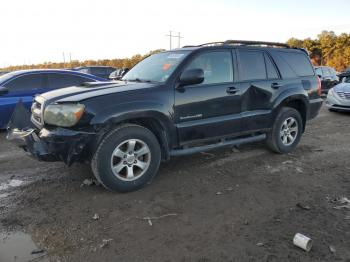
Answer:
[266,107,303,154]
[91,124,161,192]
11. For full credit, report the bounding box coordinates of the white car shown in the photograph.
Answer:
[326,79,350,112]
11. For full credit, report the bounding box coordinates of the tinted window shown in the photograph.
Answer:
[185,51,233,85]
[278,51,314,77]
[47,73,88,89]
[265,54,279,79]
[239,50,266,81]
[4,74,44,91]
[91,67,107,74]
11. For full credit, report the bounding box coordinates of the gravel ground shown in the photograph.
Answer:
[0,105,349,262]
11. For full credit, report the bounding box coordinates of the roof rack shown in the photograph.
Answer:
[223,40,290,48]
[183,40,290,49]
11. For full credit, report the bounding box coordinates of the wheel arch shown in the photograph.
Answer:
[273,95,308,132]
[91,111,174,161]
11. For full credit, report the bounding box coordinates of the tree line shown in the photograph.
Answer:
[287,31,350,71]
[0,49,165,72]
[1,31,350,72]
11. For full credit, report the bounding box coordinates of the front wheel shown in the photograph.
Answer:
[91,124,161,192]
[266,107,303,154]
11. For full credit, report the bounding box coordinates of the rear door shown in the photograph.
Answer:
[235,49,281,131]
[174,50,241,144]
[0,73,45,127]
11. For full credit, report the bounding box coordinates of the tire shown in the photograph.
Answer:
[91,124,161,192]
[266,107,303,154]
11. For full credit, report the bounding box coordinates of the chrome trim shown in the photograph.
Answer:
[31,96,46,127]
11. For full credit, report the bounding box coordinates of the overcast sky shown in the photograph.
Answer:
[1,0,350,67]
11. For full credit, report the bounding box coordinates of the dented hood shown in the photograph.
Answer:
[39,81,157,103]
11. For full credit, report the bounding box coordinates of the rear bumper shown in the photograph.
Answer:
[7,127,95,166]
[307,98,323,120]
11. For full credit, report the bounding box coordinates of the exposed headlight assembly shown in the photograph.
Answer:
[44,104,85,127]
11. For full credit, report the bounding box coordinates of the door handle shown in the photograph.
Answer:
[271,83,282,89]
[226,87,238,94]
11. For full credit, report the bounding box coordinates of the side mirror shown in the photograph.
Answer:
[0,87,9,96]
[179,68,204,87]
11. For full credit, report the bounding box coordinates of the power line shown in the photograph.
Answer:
[166,31,183,50]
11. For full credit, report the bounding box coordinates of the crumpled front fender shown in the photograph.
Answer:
[7,101,96,166]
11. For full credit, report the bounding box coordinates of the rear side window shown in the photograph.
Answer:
[47,73,89,89]
[264,54,279,79]
[277,51,314,77]
[238,50,266,81]
[185,51,233,85]
[4,74,44,91]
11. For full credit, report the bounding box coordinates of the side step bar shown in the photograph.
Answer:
[170,134,266,157]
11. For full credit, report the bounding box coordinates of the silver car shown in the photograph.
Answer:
[326,79,350,112]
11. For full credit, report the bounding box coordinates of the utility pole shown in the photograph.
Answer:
[62,52,66,68]
[166,31,173,50]
[176,32,183,48]
[69,52,72,63]
[166,31,183,50]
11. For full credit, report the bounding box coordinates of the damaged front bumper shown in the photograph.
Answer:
[7,101,96,166]
[7,127,95,166]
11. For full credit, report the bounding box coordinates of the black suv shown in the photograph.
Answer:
[314,66,339,94]
[8,40,323,192]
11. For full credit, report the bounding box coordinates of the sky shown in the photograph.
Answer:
[1,0,350,67]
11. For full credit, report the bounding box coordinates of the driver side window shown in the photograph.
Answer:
[185,51,233,85]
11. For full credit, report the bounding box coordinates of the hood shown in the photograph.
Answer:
[333,83,350,93]
[39,81,157,103]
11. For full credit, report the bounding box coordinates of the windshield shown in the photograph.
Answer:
[122,51,190,83]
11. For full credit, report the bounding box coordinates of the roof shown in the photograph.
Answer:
[73,66,116,70]
[2,69,106,80]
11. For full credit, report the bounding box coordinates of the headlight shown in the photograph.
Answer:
[44,104,85,127]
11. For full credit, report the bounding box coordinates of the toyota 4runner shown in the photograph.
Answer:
[8,40,323,192]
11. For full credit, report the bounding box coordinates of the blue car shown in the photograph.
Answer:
[0,69,105,128]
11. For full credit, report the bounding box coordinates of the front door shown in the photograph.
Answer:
[174,50,241,144]
[0,73,45,127]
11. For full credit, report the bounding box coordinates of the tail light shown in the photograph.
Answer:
[317,77,322,96]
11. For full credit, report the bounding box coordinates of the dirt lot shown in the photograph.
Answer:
[0,105,349,262]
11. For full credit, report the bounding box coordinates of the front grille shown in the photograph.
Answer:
[336,91,350,100]
[31,96,45,126]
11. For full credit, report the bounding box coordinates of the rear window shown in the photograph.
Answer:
[277,51,314,77]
